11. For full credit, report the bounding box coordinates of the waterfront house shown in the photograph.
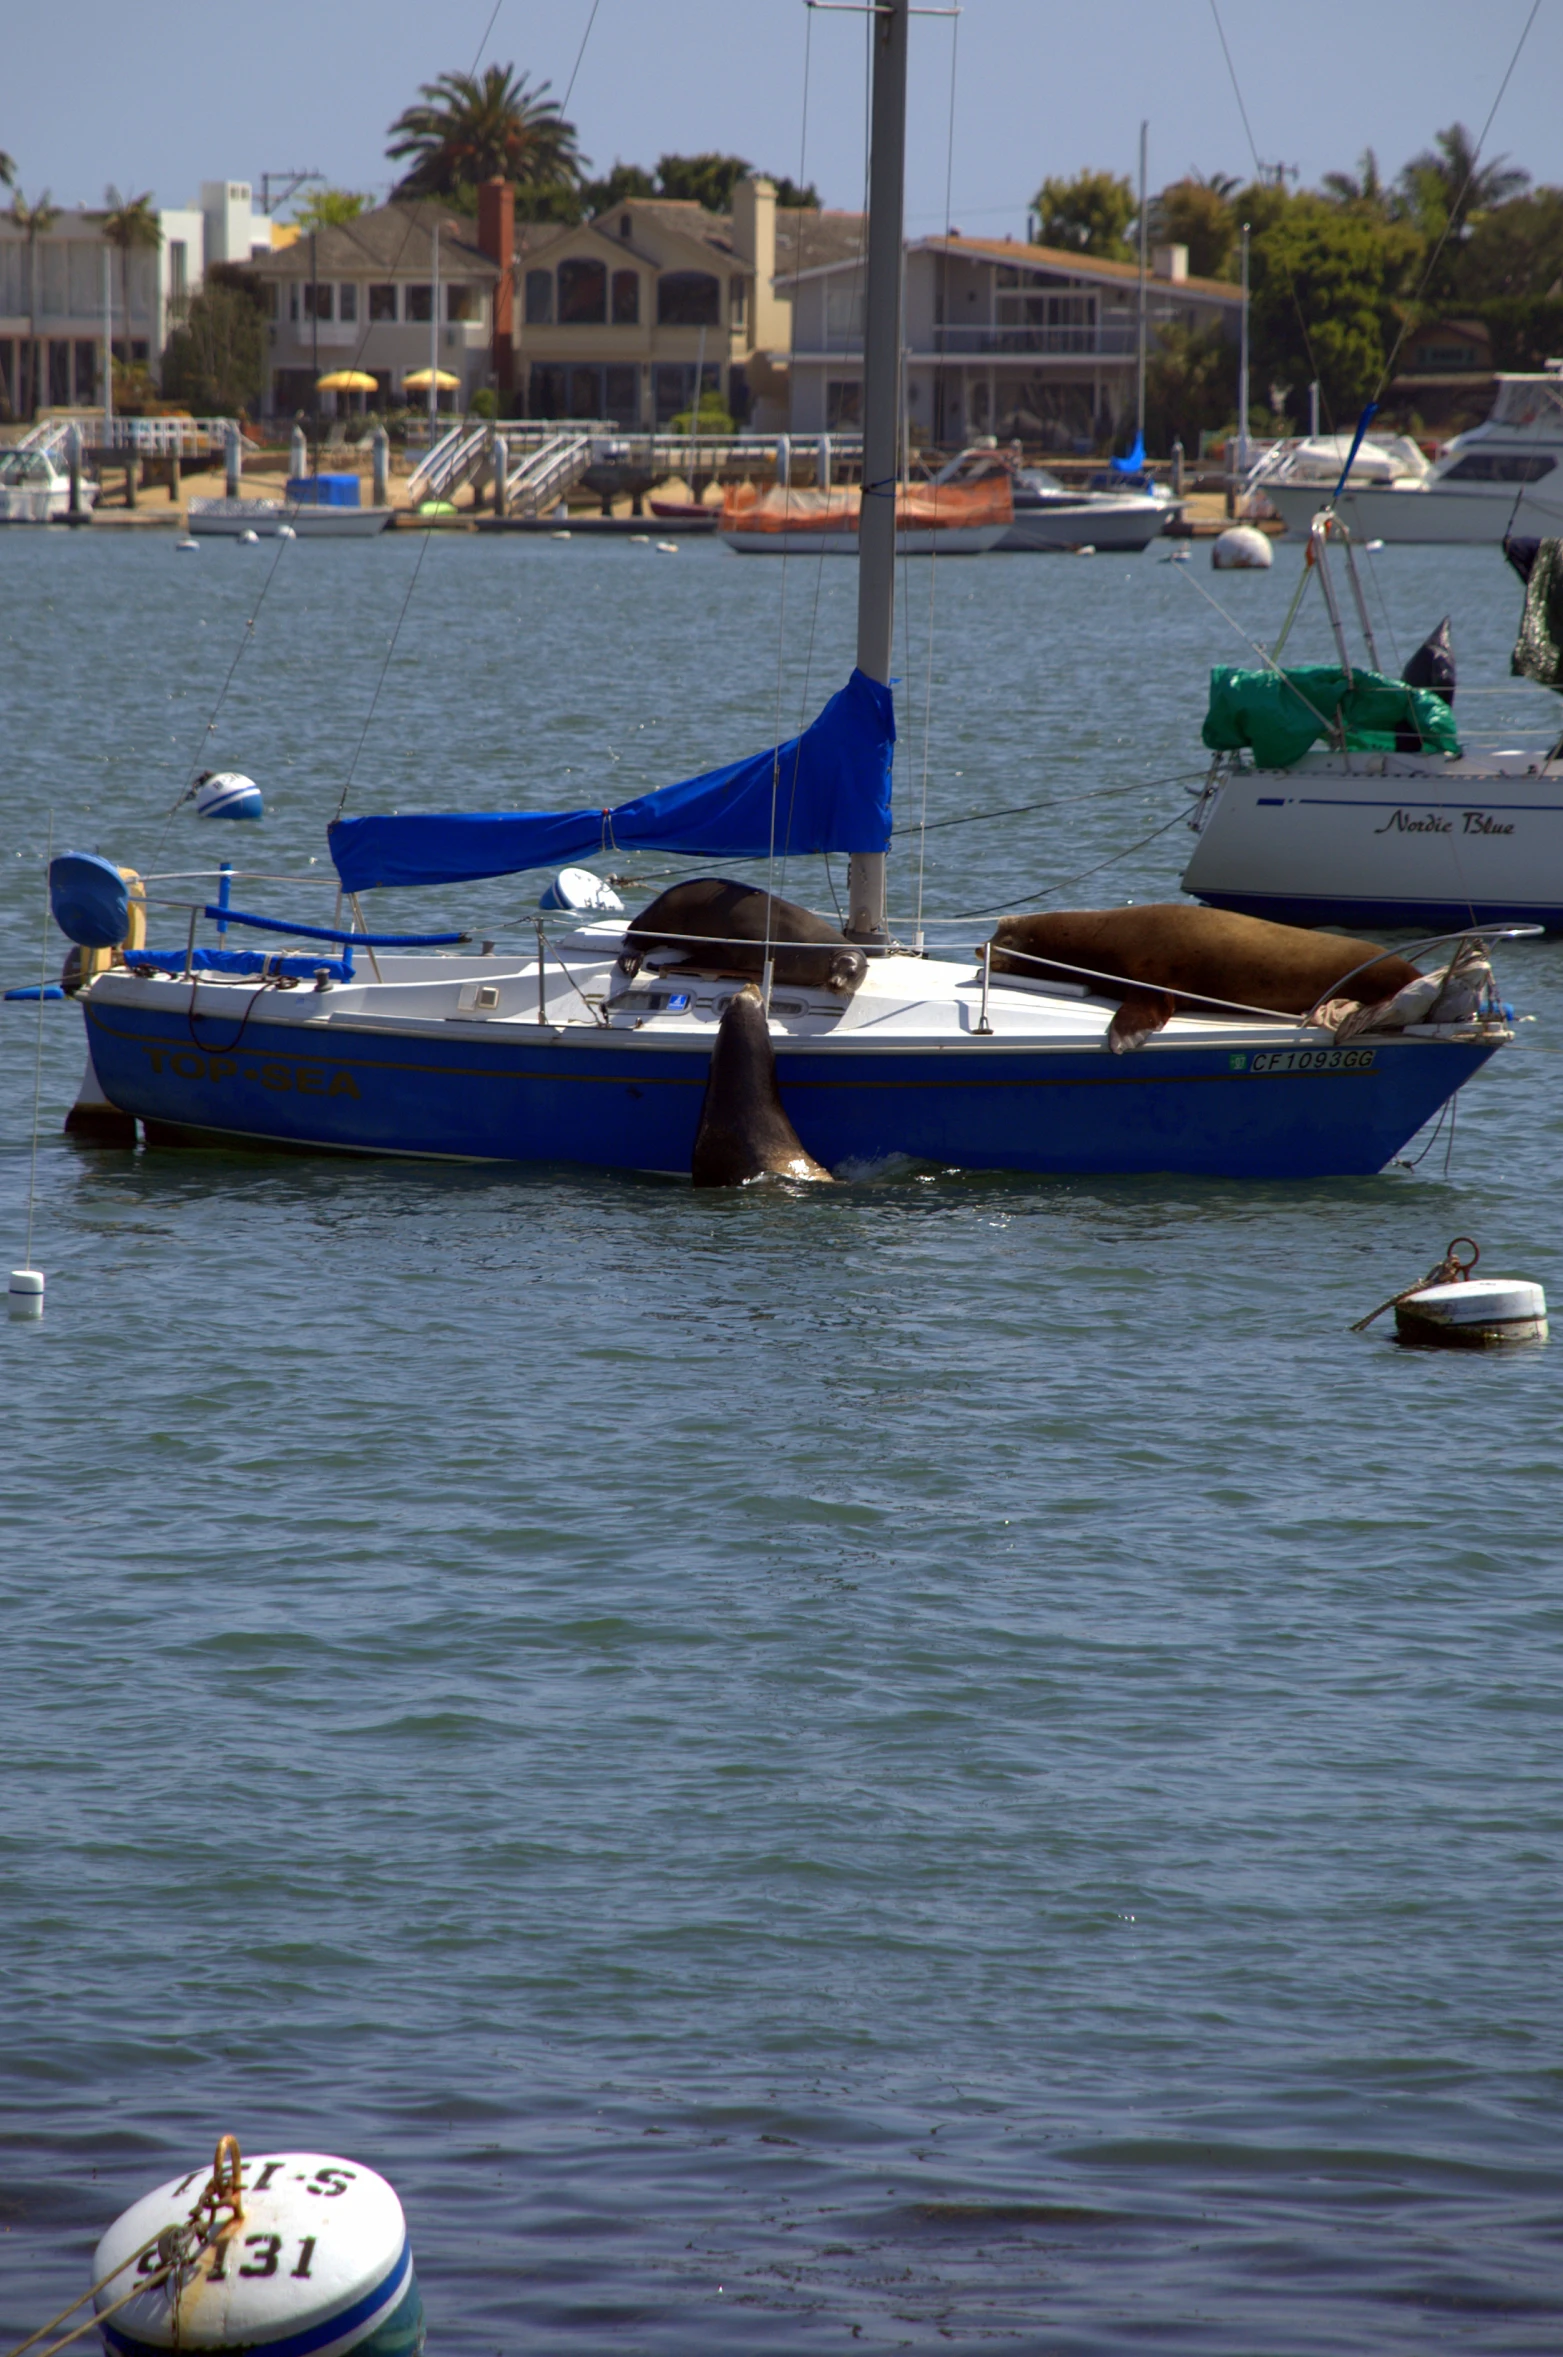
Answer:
[0,181,267,419]
[513,179,863,429]
[785,234,1244,448]
[248,196,505,417]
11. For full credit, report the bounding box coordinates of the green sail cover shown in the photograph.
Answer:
[1202,665,1462,768]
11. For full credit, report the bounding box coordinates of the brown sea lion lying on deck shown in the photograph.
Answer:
[692,985,834,1187]
[985,906,1421,1053]
[620,877,868,995]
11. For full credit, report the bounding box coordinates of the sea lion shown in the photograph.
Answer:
[621,877,867,995]
[691,985,834,1187]
[985,905,1421,1054]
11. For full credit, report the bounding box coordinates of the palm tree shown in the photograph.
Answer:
[1322,148,1393,213]
[0,152,15,192]
[9,189,59,417]
[103,187,163,366]
[386,64,583,204]
[1397,123,1529,242]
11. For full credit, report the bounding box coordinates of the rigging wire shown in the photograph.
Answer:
[764,0,817,959]
[21,815,52,1282]
[559,0,603,112]
[939,806,1195,921]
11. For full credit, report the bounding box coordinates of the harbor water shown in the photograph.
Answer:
[4,527,1563,2352]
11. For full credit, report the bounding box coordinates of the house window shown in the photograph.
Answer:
[620,214,632,241]
[826,378,862,429]
[289,285,300,322]
[825,283,864,342]
[303,282,334,321]
[603,364,639,422]
[611,269,639,325]
[339,283,358,324]
[405,284,433,323]
[524,269,553,325]
[169,241,187,298]
[729,275,747,331]
[657,270,720,326]
[261,281,278,319]
[558,259,607,324]
[446,284,481,323]
[369,283,397,321]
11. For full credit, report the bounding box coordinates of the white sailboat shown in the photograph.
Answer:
[52,3,1515,1181]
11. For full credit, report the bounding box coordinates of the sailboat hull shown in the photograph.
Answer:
[82,994,1496,1181]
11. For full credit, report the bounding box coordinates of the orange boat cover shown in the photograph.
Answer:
[722,476,1013,532]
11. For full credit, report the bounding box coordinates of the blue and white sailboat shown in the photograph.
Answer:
[59,3,1512,1181]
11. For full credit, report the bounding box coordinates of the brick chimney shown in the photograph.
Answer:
[477,177,515,394]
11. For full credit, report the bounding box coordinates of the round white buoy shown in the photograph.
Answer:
[656,541,679,554]
[1070,542,1097,557]
[1212,524,1273,570]
[194,772,264,822]
[278,524,297,539]
[1396,1276,1548,1348]
[8,1268,44,1320]
[176,538,200,553]
[238,529,261,544]
[550,529,572,541]
[92,2144,423,2357]
[538,866,625,915]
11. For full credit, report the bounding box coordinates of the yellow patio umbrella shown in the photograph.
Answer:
[403,368,461,391]
[316,368,378,393]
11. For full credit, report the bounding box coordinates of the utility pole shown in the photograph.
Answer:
[1135,120,1148,457]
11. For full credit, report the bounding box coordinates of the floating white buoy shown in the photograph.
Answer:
[550,529,572,541]
[656,541,679,554]
[238,529,260,544]
[176,538,200,553]
[1070,542,1097,557]
[539,866,625,914]
[8,1268,43,1320]
[194,771,264,822]
[1396,1276,1548,1348]
[278,523,297,539]
[629,533,649,543]
[92,2140,423,2357]
[1212,524,1273,570]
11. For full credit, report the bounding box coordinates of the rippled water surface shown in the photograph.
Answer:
[5,526,1563,2353]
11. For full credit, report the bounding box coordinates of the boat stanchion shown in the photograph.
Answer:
[977,939,995,1035]
[536,920,547,1025]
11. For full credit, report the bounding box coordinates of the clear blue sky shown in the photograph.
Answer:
[7,0,1560,231]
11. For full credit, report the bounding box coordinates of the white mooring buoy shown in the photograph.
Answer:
[1395,1276,1548,1348]
[1352,1236,1548,1348]
[1211,524,1273,570]
[90,2138,423,2357]
[194,772,264,822]
[8,1268,44,1320]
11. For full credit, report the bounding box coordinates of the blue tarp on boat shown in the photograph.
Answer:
[327,670,895,893]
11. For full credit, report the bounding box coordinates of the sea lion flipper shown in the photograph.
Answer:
[1108,989,1176,1054]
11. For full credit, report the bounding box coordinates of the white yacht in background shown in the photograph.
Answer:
[1257,371,1563,544]
[0,440,96,523]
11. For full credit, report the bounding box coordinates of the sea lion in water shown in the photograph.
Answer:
[621,877,867,995]
[691,985,834,1187]
[985,906,1421,1054]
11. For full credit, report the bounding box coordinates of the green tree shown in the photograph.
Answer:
[1450,186,1563,303]
[103,186,162,363]
[292,187,372,233]
[1249,192,1420,424]
[580,161,657,213]
[1397,122,1529,246]
[652,152,753,211]
[1151,175,1237,278]
[1144,318,1235,451]
[0,152,15,192]
[9,188,58,416]
[1321,147,1396,217]
[1032,168,1136,261]
[770,175,821,210]
[159,265,266,415]
[387,64,583,211]
[670,386,735,434]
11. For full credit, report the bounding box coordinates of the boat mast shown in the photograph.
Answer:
[847,0,908,948]
[1135,120,1147,456]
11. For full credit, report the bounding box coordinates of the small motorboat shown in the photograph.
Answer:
[186,497,392,539]
[0,439,97,523]
[931,448,1179,553]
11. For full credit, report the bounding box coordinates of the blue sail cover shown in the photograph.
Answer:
[328,669,895,893]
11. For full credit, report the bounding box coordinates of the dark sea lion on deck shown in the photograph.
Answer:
[986,905,1420,1053]
[692,985,834,1187]
[621,877,867,995]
